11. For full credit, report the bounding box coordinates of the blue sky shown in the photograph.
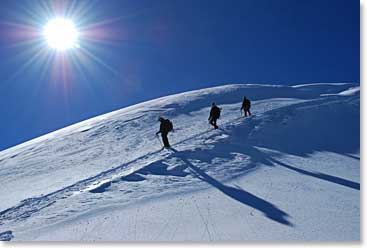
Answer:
[0,0,359,151]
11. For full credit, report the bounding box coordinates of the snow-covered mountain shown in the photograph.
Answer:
[0,83,360,241]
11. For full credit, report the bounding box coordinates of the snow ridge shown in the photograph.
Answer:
[0,83,360,241]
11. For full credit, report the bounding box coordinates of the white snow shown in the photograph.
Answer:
[0,83,360,241]
[321,86,360,97]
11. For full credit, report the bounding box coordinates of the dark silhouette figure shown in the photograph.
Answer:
[156,117,173,148]
[208,102,221,129]
[241,96,251,117]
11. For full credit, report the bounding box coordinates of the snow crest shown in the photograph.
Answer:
[0,83,360,241]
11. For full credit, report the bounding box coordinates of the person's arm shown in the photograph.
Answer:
[156,124,162,135]
[209,107,215,119]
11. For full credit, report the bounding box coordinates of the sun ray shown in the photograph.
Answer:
[78,46,122,78]
[68,52,99,98]
[1,0,149,102]
[3,43,47,86]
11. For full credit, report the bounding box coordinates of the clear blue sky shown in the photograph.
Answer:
[0,0,359,151]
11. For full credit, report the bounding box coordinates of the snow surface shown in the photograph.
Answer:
[0,83,360,241]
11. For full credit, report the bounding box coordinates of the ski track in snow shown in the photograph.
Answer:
[0,83,360,241]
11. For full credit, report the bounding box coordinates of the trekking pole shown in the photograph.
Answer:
[155,134,163,147]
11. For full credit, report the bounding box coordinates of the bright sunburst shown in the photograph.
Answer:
[1,0,129,93]
[43,18,78,51]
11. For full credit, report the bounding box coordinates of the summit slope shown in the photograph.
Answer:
[0,83,360,241]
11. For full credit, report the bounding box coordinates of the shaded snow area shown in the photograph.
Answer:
[0,83,360,241]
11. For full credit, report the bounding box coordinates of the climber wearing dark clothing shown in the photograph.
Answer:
[241,96,251,117]
[156,117,173,148]
[208,102,221,129]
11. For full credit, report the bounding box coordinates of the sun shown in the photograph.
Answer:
[43,18,79,51]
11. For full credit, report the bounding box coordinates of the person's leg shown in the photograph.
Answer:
[245,108,251,116]
[209,117,215,127]
[162,133,170,147]
[214,118,218,129]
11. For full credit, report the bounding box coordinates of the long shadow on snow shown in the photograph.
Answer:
[218,126,360,191]
[166,142,359,226]
[240,95,360,157]
[0,122,240,224]
[230,143,360,191]
[269,157,360,190]
[169,148,293,226]
[1,95,359,225]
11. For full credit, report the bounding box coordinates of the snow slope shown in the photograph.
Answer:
[0,83,360,241]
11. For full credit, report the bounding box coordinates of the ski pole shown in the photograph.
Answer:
[156,134,163,146]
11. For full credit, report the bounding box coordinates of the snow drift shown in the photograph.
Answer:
[0,83,360,241]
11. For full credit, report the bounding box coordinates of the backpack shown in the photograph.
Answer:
[213,106,221,118]
[166,119,173,132]
[243,99,251,109]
